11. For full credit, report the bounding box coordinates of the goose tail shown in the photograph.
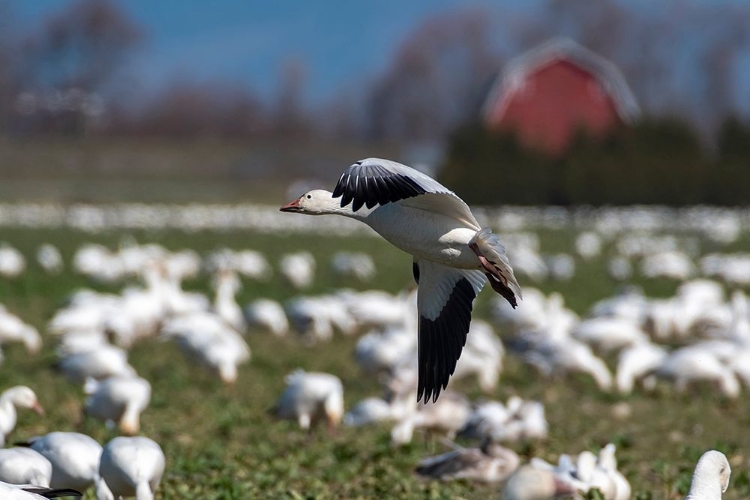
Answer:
[469,228,522,307]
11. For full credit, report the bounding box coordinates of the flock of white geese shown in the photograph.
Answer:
[0,236,741,498]
[0,160,747,498]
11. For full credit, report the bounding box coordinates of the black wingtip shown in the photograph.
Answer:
[22,487,83,498]
[417,278,476,404]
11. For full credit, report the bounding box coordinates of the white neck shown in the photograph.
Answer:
[687,466,724,500]
[311,192,369,220]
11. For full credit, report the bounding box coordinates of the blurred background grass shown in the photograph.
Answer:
[0,228,749,499]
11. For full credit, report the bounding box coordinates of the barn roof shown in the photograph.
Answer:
[482,37,641,124]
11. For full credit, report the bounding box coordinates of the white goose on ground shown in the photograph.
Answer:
[281,158,521,402]
[416,441,519,483]
[686,450,731,500]
[502,465,579,500]
[391,391,471,445]
[95,436,164,500]
[0,386,44,447]
[244,299,289,336]
[58,344,137,384]
[84,376,151,435]
[36,244,64,275]
[212,269,246,333]
[274,370,344,431]
[26,432,102,492]
[0,447,52,487]
[0,482,82,499]
[160,312,250,384]
[0,306,41,354]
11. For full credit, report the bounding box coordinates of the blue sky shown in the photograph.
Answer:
[12,0,750,116]
[12,0,538,103]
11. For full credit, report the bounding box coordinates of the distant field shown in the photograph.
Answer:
[0,138,402,204]
[0,227,748,499]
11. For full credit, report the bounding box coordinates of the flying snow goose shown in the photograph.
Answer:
[686,450,731,500]
[95,436,164,500]
[26,432,102,492]
[0,447,53,487]
[416,441,519,483]
[281,158,521,402]
[0,386,44,447]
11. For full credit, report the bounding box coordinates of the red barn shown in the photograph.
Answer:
[482,38,640,156]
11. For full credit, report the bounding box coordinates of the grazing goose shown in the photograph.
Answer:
[36,244,64,275]
[84,376,151,435]
[58,345,137,384]
[212,269,246,333]
[686,450,731,500]
[391,391,471,445]
[161,312,251,384]
[26,432,102,491]
[281,158,521,402]
[0,307,42,354]
[0,386,44,447]
[416,441,519,482]
[502,465,579,500]
[96,436,164,500]
[274,370,344,431]
[244,299,289,337]
[0,482,81,499]
[0,447,52,487]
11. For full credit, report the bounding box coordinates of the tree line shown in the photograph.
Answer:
[439,117,750,206]
[1,0,749,143]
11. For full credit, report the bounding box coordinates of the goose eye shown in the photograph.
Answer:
[306,194,312,199]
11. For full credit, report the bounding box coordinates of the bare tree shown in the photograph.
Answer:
[21,0,142,92]
[366,8,504,142]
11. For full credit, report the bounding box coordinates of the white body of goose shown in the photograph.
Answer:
[656,347,740,398]
[58,345,137,384]
[213,270,246,333]
[616,341,668,394]
[390,391,471,445]
[161,312,250,384]
[279,252,316,290]
[0,386,44,447]
[36,244,63,275]
[275,370,344,430]
[244,299,289,336]
[686,450,731,500]
[281,158,521,401]
[0,447,52,487]
[502,465,579,500]
[0,307,41,354]
[28,432,102,491]
[95,436,164,500]
[84,376,151,435]
[450,320,504,392]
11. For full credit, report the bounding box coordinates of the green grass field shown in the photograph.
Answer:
[0,227,748,499]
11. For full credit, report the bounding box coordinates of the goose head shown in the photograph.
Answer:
[687,450,731,498]
[280,190,342,215]
[2,386,44,415]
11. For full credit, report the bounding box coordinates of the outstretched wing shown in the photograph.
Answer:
[331,158,480,229]
[415,260,486,403]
